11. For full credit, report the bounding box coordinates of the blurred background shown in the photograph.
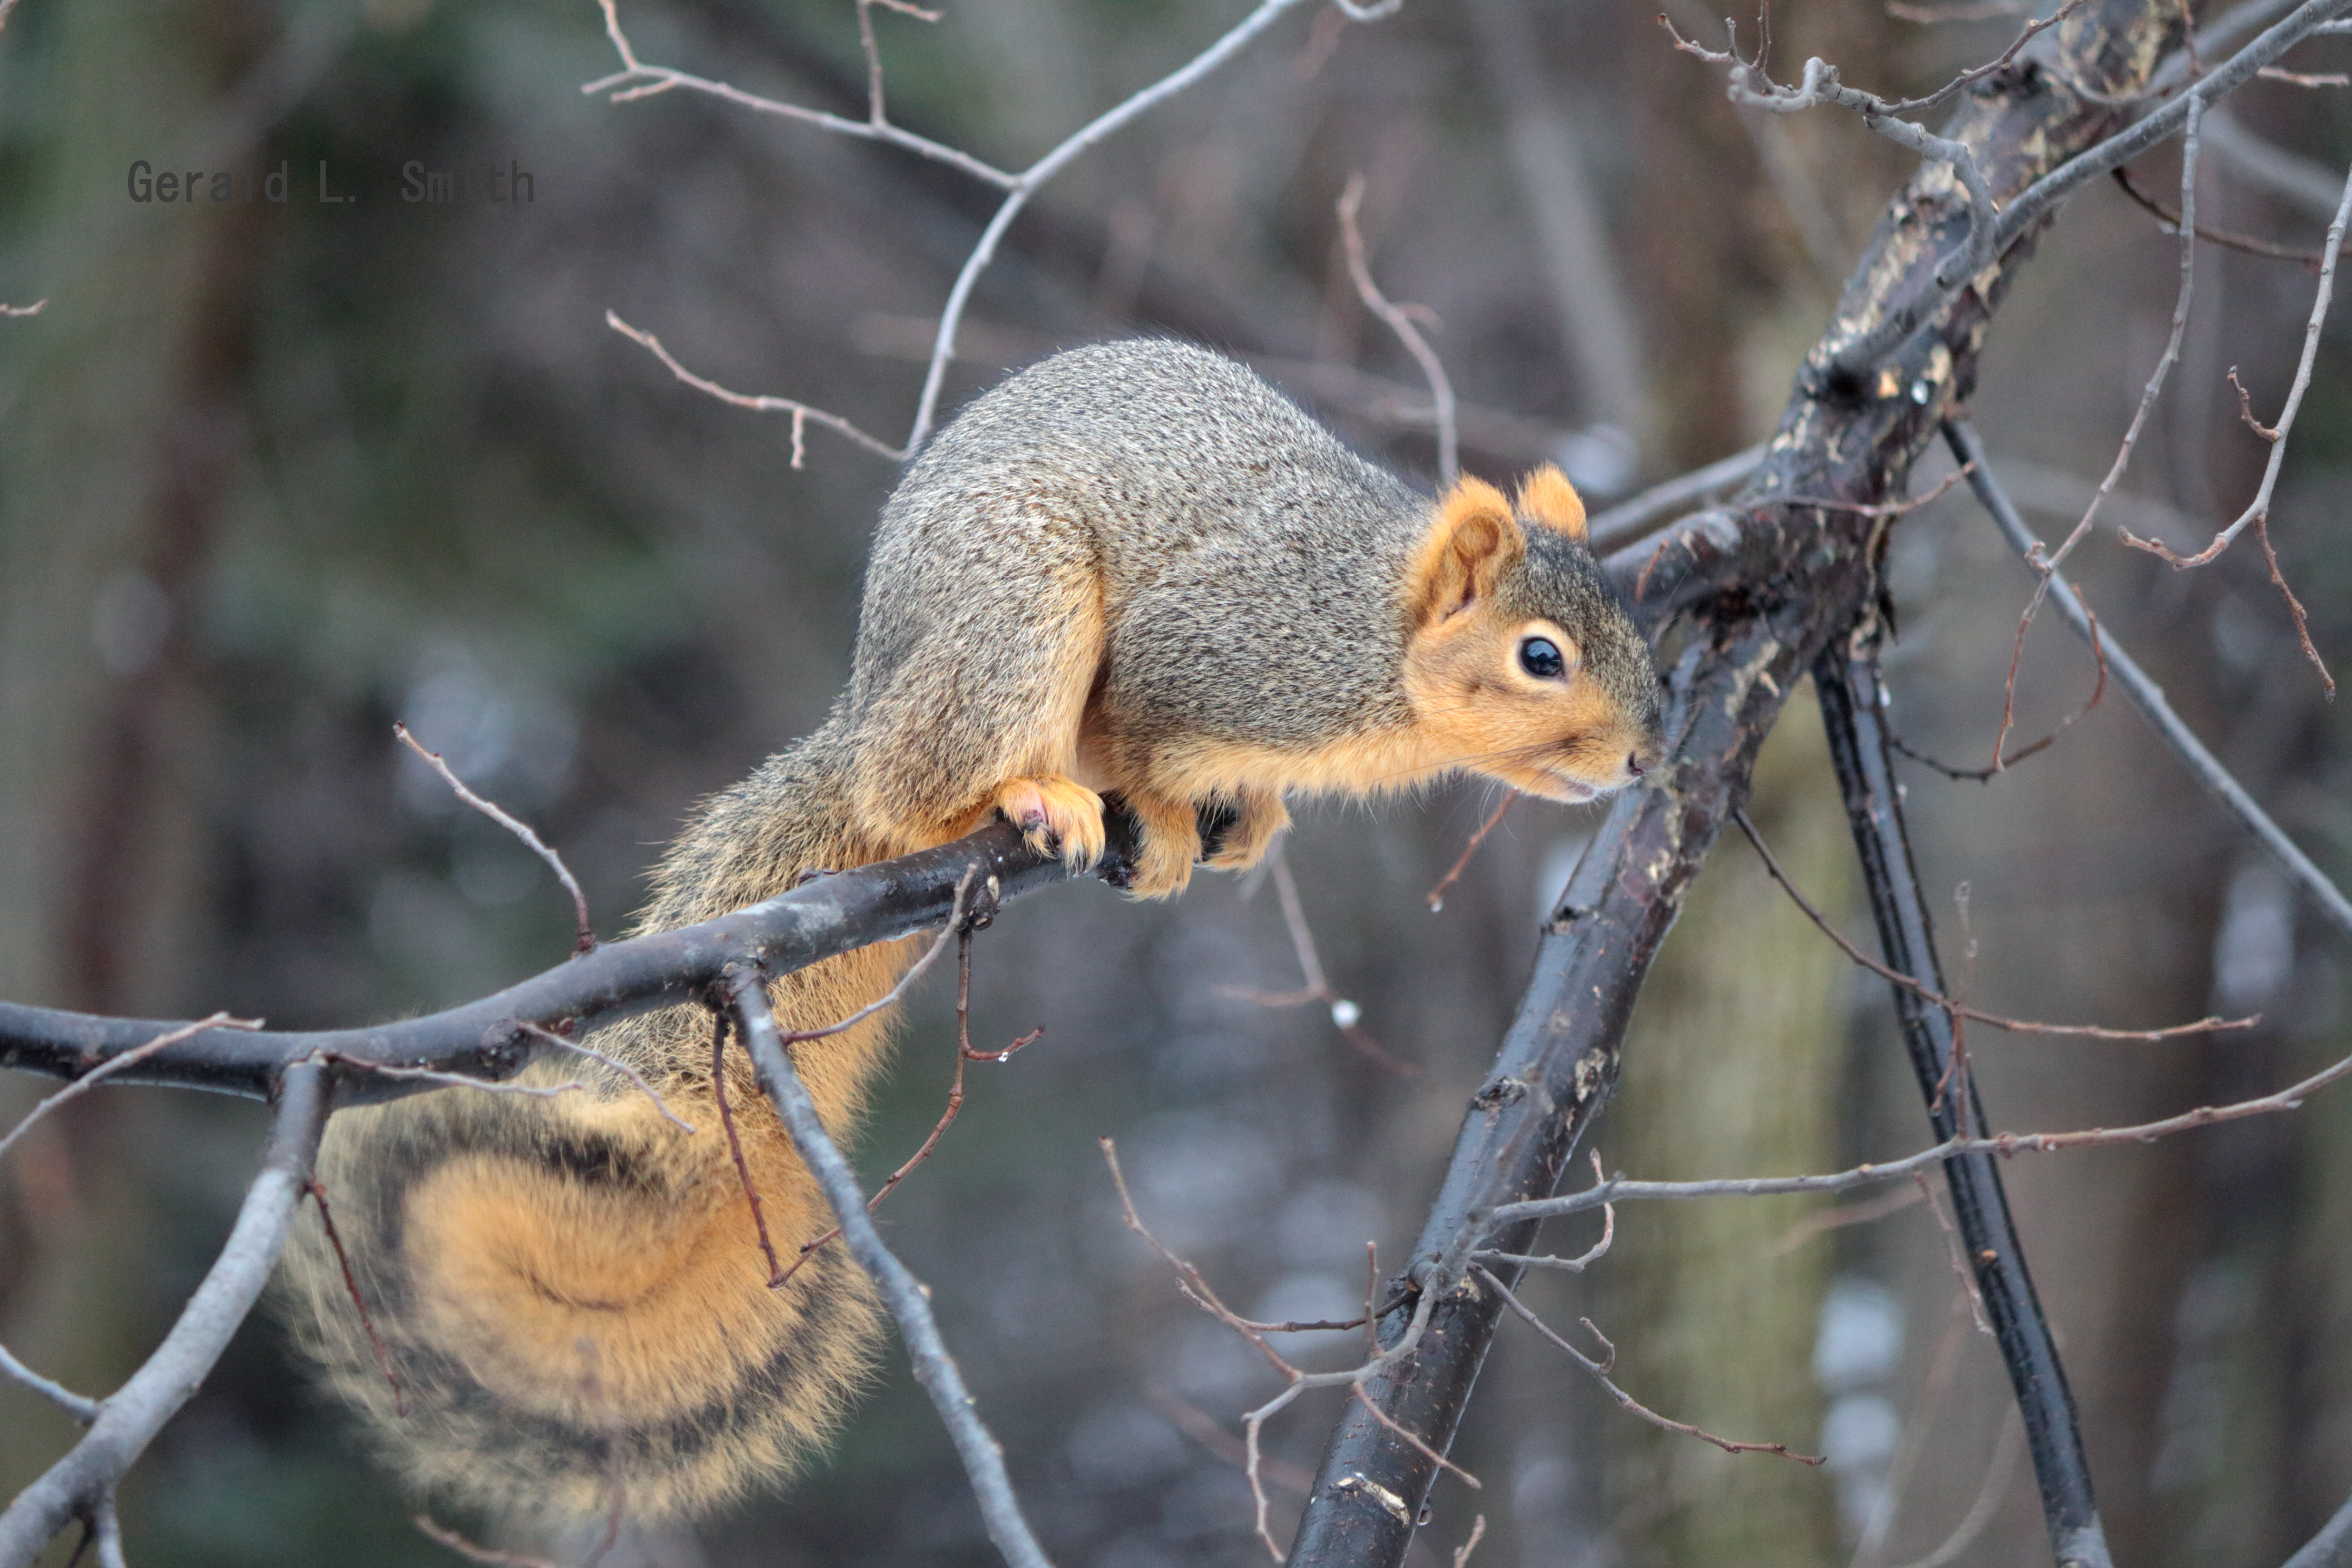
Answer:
[1,0,2350,1562]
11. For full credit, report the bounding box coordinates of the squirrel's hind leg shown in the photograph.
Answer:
[1202,789,1289,872]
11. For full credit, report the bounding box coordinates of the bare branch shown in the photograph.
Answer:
[1993,0,2352,255]
[1583,442,1766,551]
[1734,809,2253,1041]
[1477,1267,1823,1463]
[1451,1515,1487,1568]
[1426,792,1517,913]
[2121,153,2352,585]
[1948,423,2352,942]
[1226,848,1416,1076]
[605,312,907,466]
[0,1061,328,1566]
[0,1343,96,1425]
[1991,93,2203,772]
[583,0,1016,187]
[304,1179,407,1416]
[413,1515,563,1568]
[514,1021,696,1134]
[1336,173,1458,487]
[729,971,1053,1568]
[1916,1172,1994,1335]
[2112,164,2352,262]
[1664,18,2009,373]
[1492,1036,2352,1228]
[323,1055,588,1099]
[0,1014,260,1166]
[595,0,1365,459]
[778,932,1044,1286]
[395,721,597,955]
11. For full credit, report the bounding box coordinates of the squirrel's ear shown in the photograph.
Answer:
[1410,476,1525,627]
[1515,463,1588,542]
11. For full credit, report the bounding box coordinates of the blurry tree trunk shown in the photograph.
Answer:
[0,0,262,1508]
[1596,690,1851,1564]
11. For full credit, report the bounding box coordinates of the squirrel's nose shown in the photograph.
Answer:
[1625,752,1646,779]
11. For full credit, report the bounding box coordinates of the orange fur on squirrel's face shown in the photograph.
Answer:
[1401,469,1662,802]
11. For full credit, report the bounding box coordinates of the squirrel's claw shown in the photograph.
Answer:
[995,774,1107,871]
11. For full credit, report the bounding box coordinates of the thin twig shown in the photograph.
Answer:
[1472,1151,1614,1271]
[2112,164,2352,261]
[604,312,906,467]
[583,0,1015,187]
[777,929,1043,1286]
[730,971,1054,1568]
[1477,1267,1823,1463]
[598,0,1358,461]
[413,1515,563,1568]
[1734,809,2250,1040]
[1786,461,1975,518]
[1452,1515,1488,1568]
[0,1014,260,1166]
[513,1022,695,1133]
[1997,0,2352,281]
[779,867,977,1046]
[304,1179,407,1416]
[1761,1180,1924,1256]
[1337,172,1459,487]
[709,1010,785,1286]
[1227,849,1417,1076]
[1991,95,2203,764]
[1427,793,1518,912]
[395,722,597,955]
[1583,442,1767,551]
[2256,512,2335,694]
[0,301,44,318]
[0,1343,96,1424]
[1146,1383,1318,1494]
[323,1055,588,1099]
[1664,16,2009,373]
[1102,1137,1446,1561]
[1492,1034,2352,1226]
[1949,422,2352,941]
[1915,1172,1994,1334]
[2121,159,2352,579]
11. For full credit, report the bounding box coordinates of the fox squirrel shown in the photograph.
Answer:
[284,339,1665,1529]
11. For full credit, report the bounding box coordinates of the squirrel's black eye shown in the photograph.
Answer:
[1519,636,1566,680]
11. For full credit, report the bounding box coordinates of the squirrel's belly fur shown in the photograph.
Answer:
[285,724,916,1526]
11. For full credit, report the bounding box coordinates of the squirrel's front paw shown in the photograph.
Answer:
[995,775,1107,870]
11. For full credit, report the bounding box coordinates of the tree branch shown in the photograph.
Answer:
[1814,642,2109,1568]
[1287,0,2195,1557]
[0,1060,329,1568]
[728,970,1052,1568]
[1945,421,2352,942]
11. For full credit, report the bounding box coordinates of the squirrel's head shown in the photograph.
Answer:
[1400,466,1666,803]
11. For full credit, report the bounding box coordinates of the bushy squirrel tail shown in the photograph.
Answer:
[283,719,919,1527]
